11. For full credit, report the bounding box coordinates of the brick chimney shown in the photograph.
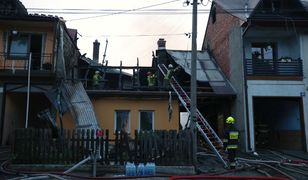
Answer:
[157,38,166,50]
[93,39,100,62]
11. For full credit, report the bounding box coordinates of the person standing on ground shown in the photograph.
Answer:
[223,116,239,169]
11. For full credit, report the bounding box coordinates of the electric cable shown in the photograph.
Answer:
[67,0,181,21]
[83,33,188,38]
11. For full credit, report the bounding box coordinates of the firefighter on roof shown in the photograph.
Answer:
[92,71,102,89]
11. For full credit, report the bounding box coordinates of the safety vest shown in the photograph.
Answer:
[92,74,102,86]
[147,74,156,86]
[223,127,239,149]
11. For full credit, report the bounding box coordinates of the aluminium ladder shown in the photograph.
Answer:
[158,64,228,167]
[62,81,100,130]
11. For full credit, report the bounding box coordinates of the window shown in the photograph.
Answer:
[139,111,154,131]
[251,43,276,61]
[7,33,43,69]
[9,34,28,59]
[114,110,130,133]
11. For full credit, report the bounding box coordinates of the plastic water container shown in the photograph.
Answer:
[136,163,145,176]
[144,162,156,176]
[125,162,136,176]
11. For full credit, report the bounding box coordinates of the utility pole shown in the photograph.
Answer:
[184,0,198,164]
[191,0,197,129]
[191,0,198,164]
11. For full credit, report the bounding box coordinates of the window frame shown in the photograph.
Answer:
[251,42,277,61]
[5,32,45,60]
[7,33,30,60]
[138,110,154,131]
[114,110,131,133]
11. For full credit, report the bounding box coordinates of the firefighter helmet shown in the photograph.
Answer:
[226,116,235,124]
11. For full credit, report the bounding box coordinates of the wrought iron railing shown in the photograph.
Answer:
[245,58,303,76]
[0,52,53,72]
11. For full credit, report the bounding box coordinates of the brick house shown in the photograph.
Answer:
[203,0,308,152]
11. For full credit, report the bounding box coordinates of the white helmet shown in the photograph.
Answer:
[168,64,173,69]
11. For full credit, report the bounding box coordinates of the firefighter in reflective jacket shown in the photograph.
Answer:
[223,116,239,169]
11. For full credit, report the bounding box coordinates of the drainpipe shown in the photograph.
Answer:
[0,84,7,145]
[242,22,252,152]
[25,53,32,128]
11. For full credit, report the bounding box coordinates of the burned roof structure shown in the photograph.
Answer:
[156,49,236,96]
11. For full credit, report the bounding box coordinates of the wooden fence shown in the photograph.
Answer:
[13,128,195,165]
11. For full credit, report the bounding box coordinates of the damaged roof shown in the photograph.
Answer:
[214,0,308,21]
[80,55,131,76]
[0,0,27,16]
[167,50,236,95]
[214,0,259,21]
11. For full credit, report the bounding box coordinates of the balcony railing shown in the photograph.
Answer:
[245,58,303,76]
[0,52,53,72]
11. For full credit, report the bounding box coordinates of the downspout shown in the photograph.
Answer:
[242,21,252,152]
[52,21,59,74]
[0,84,7,145]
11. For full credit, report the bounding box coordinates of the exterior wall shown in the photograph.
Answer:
[0,21,55,67]
[203,4,240,78]
[2,94,25,145]
[58,112,75,129]
[61,97,180,139]
[229,27,248,151]
[247,80,307,151]
[92,97,179,138]
[244,33,300,60]
[300,34,308,151]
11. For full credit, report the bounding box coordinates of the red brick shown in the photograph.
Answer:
[203,4,240,79]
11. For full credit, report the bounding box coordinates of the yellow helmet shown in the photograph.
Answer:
[226,116,235,124]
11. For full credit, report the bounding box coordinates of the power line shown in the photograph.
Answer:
[82,32,191,38]
[67,0,181,21]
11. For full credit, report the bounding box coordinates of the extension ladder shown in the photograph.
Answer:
[158,64,228,167]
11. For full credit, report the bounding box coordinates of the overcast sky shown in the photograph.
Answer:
[20,0,211,66]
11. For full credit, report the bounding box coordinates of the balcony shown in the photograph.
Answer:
[245,58,303,77]
[0,52,53,72]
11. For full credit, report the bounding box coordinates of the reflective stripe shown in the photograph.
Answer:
[227,145,238,149]
[223,139,228,143]
[229,131,239,140]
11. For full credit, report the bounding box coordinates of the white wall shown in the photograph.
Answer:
[300,35,308,152]
[244,36,300,59]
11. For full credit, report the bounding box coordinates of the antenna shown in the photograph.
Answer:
[102,39,108,65]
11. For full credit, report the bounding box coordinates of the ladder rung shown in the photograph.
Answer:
[159,63,227,167]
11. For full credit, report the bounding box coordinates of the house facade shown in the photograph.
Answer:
[0,0,79,145]
[203,0,308,152]
[66,41,181,138]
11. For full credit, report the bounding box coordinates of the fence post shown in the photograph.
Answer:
[105,129,109,165]
[115,130,119,165]
[119,130,124,165]
[134,130,138,163]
